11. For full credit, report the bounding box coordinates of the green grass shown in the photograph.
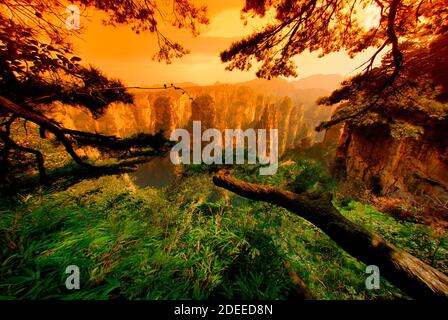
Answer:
[0,149,447,300]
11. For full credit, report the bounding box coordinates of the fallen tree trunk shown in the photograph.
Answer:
[212,171,448,300]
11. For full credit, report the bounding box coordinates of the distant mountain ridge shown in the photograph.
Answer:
[145,82,200,88]
[291,74,345,92]
[148,74,345,113]
[148,74,345,94]
[239,74,344,95]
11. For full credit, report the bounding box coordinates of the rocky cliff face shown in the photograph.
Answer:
[333,122,448,206]
[47,82,336,155]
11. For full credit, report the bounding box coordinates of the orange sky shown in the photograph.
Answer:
[71,0,381,86]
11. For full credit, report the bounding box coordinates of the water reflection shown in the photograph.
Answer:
[131,156,177,188]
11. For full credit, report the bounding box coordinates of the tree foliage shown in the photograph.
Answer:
[221,0,447,80]
[316,35,448,134]
[220,0,448,137]
[0,0,209,182]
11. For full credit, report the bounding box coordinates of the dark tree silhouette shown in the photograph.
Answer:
[0,0,209,182]
[316,34,448,131]
[220,1,447,130]
[221,0,446,81]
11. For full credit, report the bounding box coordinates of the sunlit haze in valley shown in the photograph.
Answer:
[72,0,382,86]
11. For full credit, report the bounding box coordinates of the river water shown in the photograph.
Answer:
[130,156,177,188]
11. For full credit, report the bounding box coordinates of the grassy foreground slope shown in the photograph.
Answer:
[0,150,447,300]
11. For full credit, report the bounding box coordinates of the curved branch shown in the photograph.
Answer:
[0,95,94,168]
[0,131,47,182]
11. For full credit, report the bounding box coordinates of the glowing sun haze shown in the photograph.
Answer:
[72,0,382,86]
